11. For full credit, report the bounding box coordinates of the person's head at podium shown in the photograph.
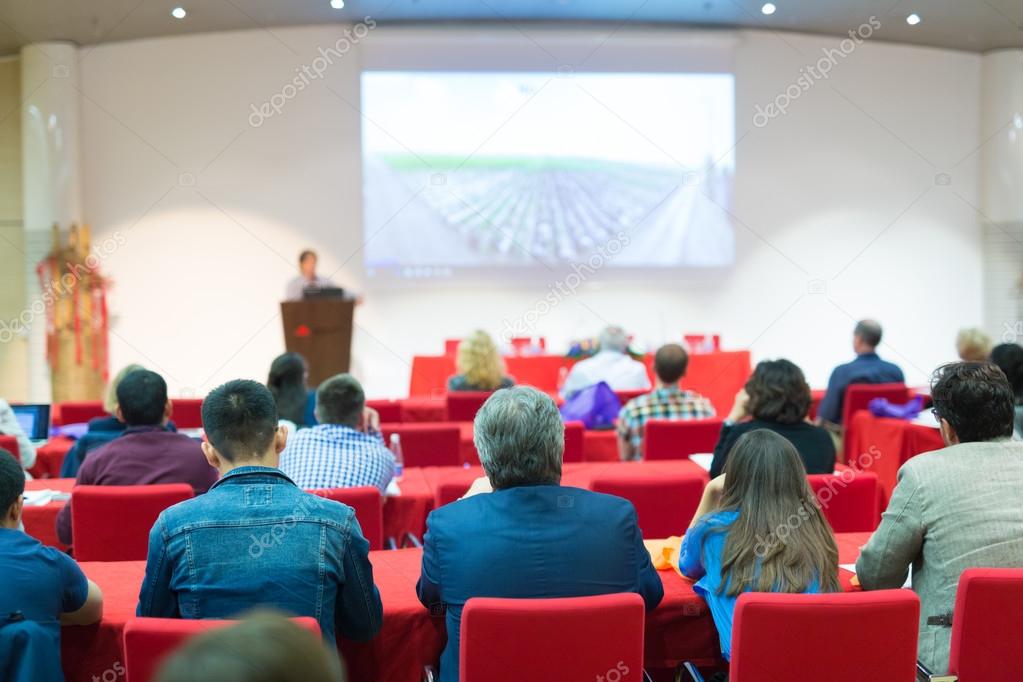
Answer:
[285,249,338,301]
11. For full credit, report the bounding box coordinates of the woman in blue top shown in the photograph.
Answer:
[679,429,840,663]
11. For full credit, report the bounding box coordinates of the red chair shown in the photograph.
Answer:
[123,616,320,682]
[939,568,1023,681]
[615,388,648,406]
[459,593,644,681]
[56,400,106,426]
[445,391,493,422]
[643,418,724,461]
[307,486,383,551]
[563,421,584,463]
[841,382,908,456]
[444,338,461,357]
[381,423,461,467]
[170,398,203,429]
[71,484,194,561]
[591,472,705,539]
[807,470,880,533]
[727,590,919,681]
[366,399,402,423]
[509,336,546,355]
[0,435,20,464]
[434,478,475,508]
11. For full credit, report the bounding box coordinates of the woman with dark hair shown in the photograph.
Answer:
[709,359,834,477]
[680,429,841,664]
[989,342,1023,437]
[267,353,316,428]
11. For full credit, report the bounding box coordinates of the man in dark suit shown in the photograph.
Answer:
[417,386,664,682]
[817,319,905,426]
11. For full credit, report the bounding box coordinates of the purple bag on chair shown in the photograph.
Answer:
[559,381,622,430]
[868,395,924,420]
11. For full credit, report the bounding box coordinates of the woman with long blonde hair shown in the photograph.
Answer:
[448,331,514,392]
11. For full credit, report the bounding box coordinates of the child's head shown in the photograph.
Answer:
[717,429,840,596]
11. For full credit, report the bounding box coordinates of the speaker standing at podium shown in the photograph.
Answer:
[284,249,341,301]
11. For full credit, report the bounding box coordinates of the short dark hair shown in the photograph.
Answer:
[202,380,279,462]
[0,450,25,516]
[931,362,1015,443]
[745,358,812,425]
[990,343,1023,402]
[854,320,883,348]
[654,344,689,384]
[299,250,317,264]
[116,369,168,426]
[315,374,364,427]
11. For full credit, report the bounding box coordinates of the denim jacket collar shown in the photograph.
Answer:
[209,465,296,491]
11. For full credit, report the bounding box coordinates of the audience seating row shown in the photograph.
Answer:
[52,399,206,429]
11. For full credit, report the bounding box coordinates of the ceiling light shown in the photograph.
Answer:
[330,0,345,8]
[171,6,186,19]
[906,13,921,26]
[761,3,776,15]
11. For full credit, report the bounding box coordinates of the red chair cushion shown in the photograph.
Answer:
[808,470,881,533]
[460,593,645,682]
[381,423,461,467]
[307,486,383,551]
[642,418,724,460]
[123,616,320,682]
[591,472,706,539]
[445,392,493,422]
[71,484,194,561]
[730,590,919,682]
[949,568,1023,682]
[170,398,203,429]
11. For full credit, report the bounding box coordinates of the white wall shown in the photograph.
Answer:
[77,25,982,398]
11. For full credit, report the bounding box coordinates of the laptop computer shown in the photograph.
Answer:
[12,403,51,442]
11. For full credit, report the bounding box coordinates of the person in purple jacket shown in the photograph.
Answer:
[56,370,218,546]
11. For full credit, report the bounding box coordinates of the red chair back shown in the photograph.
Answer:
[730,590,919,681]
[434,478,475,508]
[841,383,908,454]
[642,418,724,461]
[591,472,705,539]
[508,336,546,354]
[948,568,1023,682]
[445,392,493,422]
[460,593,644,681]
[563,421,584,463]
[71,484,194,561]
[123,616,320,682]
[170,398,203,429]
[307,486,383,551]
[381,423,461,467]
[366,399,402,423]
[807,471,880,533]
[56,400,106,426]
[0,435,20,464]
[615,389,648,406]
[444,339,461,357]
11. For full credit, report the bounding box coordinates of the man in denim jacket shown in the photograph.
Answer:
[136,379,383,644]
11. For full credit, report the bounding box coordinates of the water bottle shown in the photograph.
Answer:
[390,433,404,481]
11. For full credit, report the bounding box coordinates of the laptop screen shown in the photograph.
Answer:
[12,404,50,440]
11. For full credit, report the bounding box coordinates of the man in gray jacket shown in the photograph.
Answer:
[857,362,1023,674]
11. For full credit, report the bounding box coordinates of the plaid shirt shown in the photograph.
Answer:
[617,387,717,451]
[279,424,396,493]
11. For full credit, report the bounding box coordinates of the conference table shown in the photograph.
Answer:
[24,461,709,553]
[844,411,944,500]
[61,533,869,682]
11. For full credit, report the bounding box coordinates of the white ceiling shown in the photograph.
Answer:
[0,0,1022,57]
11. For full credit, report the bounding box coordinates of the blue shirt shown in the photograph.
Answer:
[418,485,663,682]
[136,465,383,643]
[678,510,822,660]
[816,352,905,425]
[279,424,395,493]
[0,528,88,678]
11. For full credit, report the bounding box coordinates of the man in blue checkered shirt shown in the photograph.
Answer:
[280,374,395,492]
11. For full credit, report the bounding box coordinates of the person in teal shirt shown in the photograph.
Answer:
[679,429,841,661]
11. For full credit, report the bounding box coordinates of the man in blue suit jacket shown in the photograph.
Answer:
[417,386,664,682]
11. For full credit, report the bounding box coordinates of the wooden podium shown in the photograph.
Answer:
[280,298,355,387]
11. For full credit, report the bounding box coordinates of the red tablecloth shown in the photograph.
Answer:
[408,351,752,415]
[845,412,945,500]
[28,437,74,479]
[65,533,869,682]
[23,478,74,551]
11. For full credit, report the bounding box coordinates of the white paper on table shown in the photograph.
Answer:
[23,489,70,506]
[841,562,912,588]
[910,411,940,429]
[689,453,713,472]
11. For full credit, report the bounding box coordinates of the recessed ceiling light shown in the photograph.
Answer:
[906,13,921,26]
[761,3,776,15]
[330,0,345,8]
[171,6,186,19]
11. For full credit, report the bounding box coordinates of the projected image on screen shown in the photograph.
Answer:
[361,71,734,277]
